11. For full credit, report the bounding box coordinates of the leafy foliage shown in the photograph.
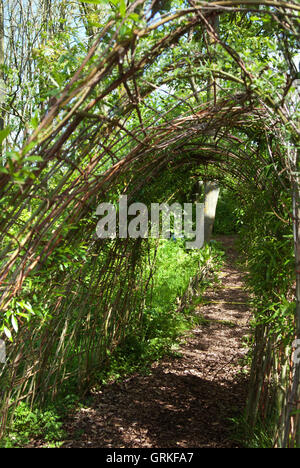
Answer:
[0,402,66,448]
[0,0,299,447]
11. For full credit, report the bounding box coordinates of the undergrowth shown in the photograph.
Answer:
[229,414,274,448]
[0,402,66,448]
[0,238,224,447]
[95,239,224,382]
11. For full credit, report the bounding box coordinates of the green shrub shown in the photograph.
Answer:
[0,402,66,448]
[213,188,240,235]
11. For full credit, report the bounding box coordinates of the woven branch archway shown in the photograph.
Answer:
[0,0,299,446]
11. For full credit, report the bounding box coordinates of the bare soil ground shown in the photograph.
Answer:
[62,235,251,448]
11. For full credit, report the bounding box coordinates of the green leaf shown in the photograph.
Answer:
[129,13,139,22]
[18,301,35,315]
[29,113,39,130]
[25,155,43,163]
[119,0,126,17]
[4,327,12,341]
[11,316,18,333]
[22,141,38,155]
[16,312,31,320]
[0,127,11,146]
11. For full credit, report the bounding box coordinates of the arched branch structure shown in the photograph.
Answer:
[0,0,299,446]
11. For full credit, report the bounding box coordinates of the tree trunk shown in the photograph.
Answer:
[204,181,220,243]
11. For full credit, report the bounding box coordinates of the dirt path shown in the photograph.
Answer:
[63,235,251,448]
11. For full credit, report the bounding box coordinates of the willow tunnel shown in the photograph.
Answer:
[0,0,299,448]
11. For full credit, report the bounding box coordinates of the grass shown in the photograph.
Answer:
[229,414,275,448]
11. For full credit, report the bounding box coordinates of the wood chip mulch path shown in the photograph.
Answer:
[62,235,251,448]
